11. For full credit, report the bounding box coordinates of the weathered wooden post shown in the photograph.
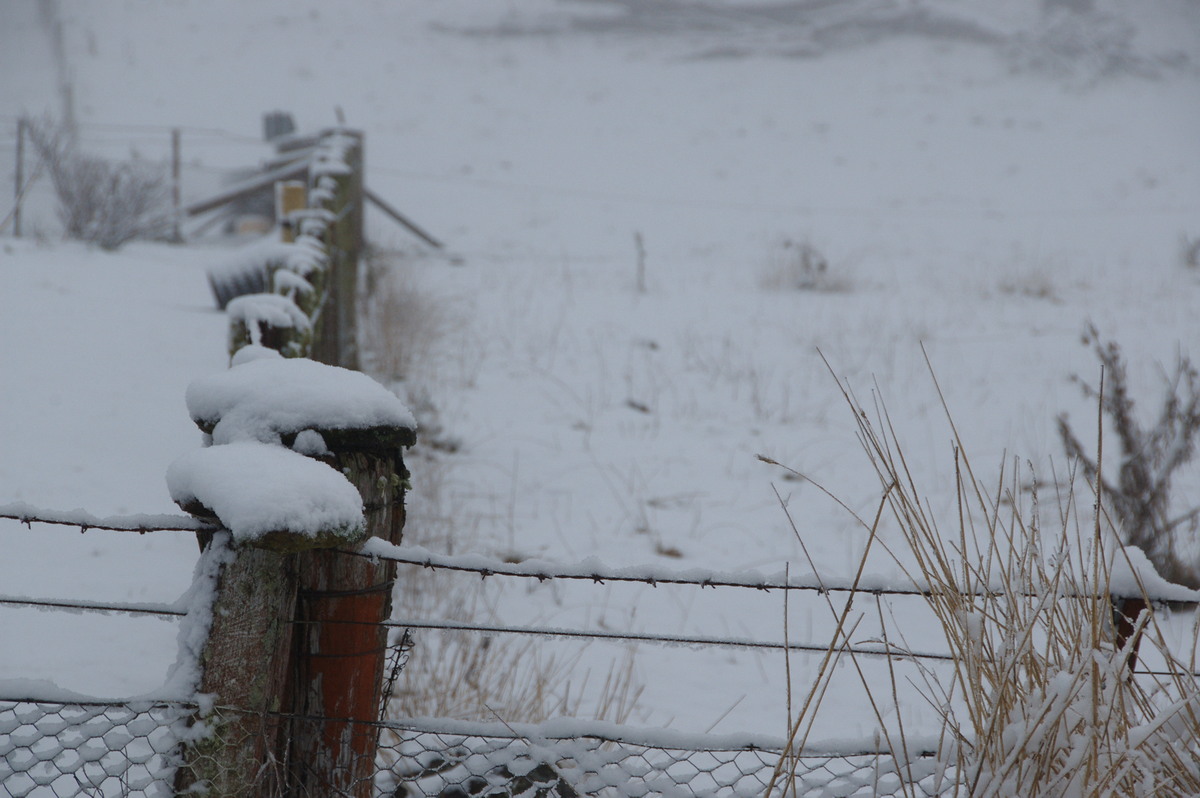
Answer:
[226,293,313,361]
[288,420,414,796]
[168,441,368,796]
[308,129,363,371]
[13,118,25,239]
[171,127,182,243]
[170,356,415,797]
[277,180,307,244]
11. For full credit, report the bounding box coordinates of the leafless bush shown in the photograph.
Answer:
[1180,235,1200,271]
[760,238,847,293]
[1059,323,1200,588]
[23,116,169,250]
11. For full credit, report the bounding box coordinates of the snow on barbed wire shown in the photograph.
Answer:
[358,539,1200,603]
[0,501,214,532]
[186,356,415,445]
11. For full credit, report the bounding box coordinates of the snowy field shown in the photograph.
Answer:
[2,0,1200,745]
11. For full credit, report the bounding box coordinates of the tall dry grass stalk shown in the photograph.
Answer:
[360,247,453,385]
[770,361,1200,797]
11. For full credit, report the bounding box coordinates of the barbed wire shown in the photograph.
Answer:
[0,590,952,663]
[0,506,217,534]
[5,503,1190,606]
[377,616,958,663]
[341,545,917,595]
[0,594,185,618]
[338,545,1200,607]
[5,506,1195,608]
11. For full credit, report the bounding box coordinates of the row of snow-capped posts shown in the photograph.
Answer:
[173,128,414,796]
[223,128,364,369]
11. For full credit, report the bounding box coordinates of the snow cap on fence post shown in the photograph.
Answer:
[167,441,365,551]
[226,292,312,362]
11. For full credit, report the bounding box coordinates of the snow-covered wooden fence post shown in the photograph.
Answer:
[277,179,306,244]
[226,293,313,360]
[308,129,363,371]
[168,441,370,796]
[169,357,415,797]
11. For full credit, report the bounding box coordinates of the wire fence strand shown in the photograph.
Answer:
[339,544,1200,606]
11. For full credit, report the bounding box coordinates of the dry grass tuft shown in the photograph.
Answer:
[359,256,645,729]
[361,247,454,385]
[383,457,644,726]
[769,359,1200,797]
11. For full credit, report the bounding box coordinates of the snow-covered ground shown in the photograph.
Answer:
[2,0,1199,743]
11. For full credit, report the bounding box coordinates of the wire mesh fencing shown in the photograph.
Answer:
[2,696,955,798]
[374,719,947,798]
[0,699,193,798]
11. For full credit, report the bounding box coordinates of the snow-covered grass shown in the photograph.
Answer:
[2,0,1200,763]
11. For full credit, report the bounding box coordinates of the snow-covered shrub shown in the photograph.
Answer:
[1058,324,1200,589]
[25,116,169,251]
[1003,8,1185,83]
[1181,235,1200,271]
[760,238,846,293]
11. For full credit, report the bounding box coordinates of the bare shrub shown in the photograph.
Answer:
[760,238,848,293]
[1058,324,1200,588]
[1180,235,1200,271]
[995,266,1060,302]
[1004,10,1173,82]
[24,116,169,250]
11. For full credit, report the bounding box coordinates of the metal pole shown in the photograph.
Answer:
[14,119,25,238]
